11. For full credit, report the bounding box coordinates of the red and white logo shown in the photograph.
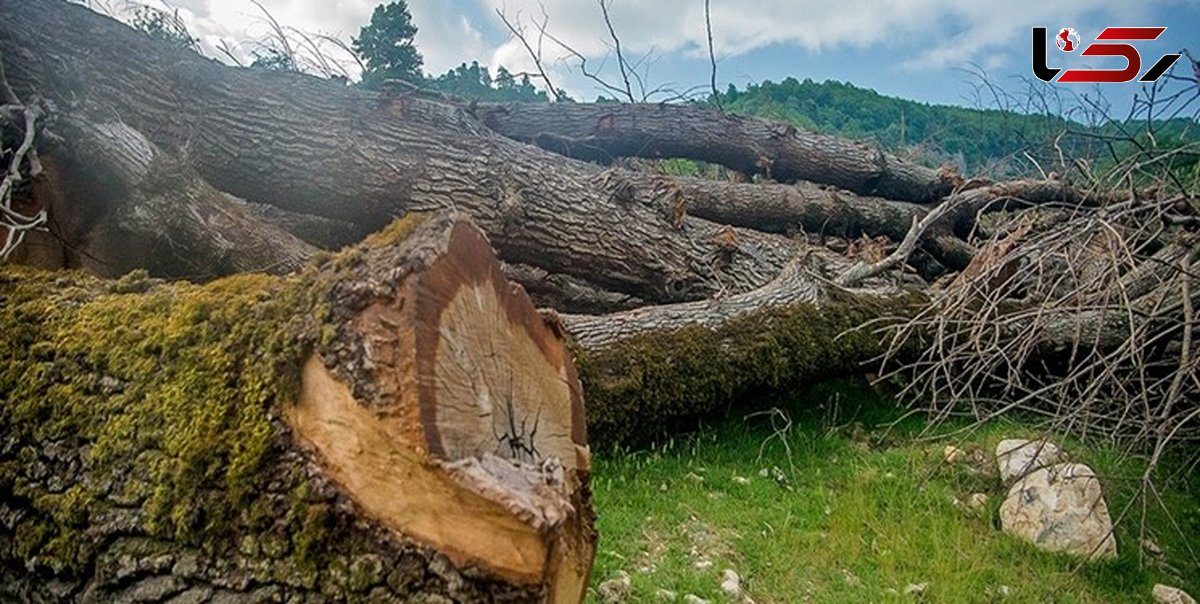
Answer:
[1033,27,1181,83]
[1055,28,1080,52]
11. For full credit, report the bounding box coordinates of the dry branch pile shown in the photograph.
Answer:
[0,1,1197,601]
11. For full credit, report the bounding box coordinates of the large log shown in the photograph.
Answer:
[0,213,595,602]
[474,102,956,202]
[0,0,805,304]
[14,116,317,278]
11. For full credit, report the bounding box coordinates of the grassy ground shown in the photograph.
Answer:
[587,379,1200,603]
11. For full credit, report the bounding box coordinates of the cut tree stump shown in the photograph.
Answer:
[0,212,595,602]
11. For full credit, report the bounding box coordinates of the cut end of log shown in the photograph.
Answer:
[287,215,594,600]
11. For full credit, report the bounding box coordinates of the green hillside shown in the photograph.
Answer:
[716,78,1077,174]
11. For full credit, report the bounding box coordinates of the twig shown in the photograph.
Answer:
[597,0,635,103]
[495,8,562,101]
[704,0,721,111]
[835,196,963,287]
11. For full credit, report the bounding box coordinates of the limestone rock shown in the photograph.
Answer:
[598,571,632,603]
[999,463,1116,559]
[943,445,966,464]
[1153,584,1197,604]
[995,439,1062,483]
[654,588,678,601]
[967,492,989,511]
[720,569,742,598]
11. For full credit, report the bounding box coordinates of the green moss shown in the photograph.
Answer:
[0,268,306,567]
[0,214,431,577]
[576,293,920,447]
[361,211,430,249]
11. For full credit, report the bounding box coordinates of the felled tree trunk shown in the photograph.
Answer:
[473,102,956,202]
[0,0,969,309]
[0,213,595,602]
[0,0,804,305]
[15,116,317,278]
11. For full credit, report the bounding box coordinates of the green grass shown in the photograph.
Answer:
[587,379,1200,603]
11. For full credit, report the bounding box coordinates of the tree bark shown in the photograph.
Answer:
[473,102,957,202]
[38,116,316,278]
[1,0,808,304]
[0,213,595,602]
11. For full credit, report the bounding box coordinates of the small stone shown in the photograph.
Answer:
[967,493,989,510]
[685,472,705,483]
[1143,538,1164,557]
[943,445,966,464]
[732,476,750,485]
[1153,584,1197,604]
[995,439,1062,483]
[841,569,862,587]
[985,585,1012,599]
[999,463,1116,559]
[904,582,928,595]
[660,483,669,491]
[720,569,742,597]
[693,558,713,570]
[682,595,710,604]
[654,588,678,601]
[598,571,632,603]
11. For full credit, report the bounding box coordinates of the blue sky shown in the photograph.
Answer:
[152,0,1199,114]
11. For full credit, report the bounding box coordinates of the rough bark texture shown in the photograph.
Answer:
[474,102,957,202]
[1,0,807,304]
[0,214,595,602]
[26,117,316,278]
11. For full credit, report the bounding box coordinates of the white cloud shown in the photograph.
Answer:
[409,1,489,73]
[121,0,1186,91]
[483,0,1181,72]
[136,0,485,75]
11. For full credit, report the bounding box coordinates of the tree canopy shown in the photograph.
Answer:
[353,0,424,88]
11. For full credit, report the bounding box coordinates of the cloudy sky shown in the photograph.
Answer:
[118,0,1198,111]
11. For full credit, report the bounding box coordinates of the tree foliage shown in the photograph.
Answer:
[353,1,424,88]
[129,5,197,51]
[717,78,1074,174]
[427,61,552,102]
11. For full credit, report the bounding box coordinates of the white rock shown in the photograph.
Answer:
[732,476,750,485]
[967,492,989,511]
[683,595,710,604]
[1143,538,1164,557]
[995,439,1062,483]
[943,445,966,464]
[999,463,1116,559]
[1153,584,1197,604]
[720,569,742,597]
[598,571,632,603]
[841,569,863,587]
[654,588,678,601]
[904,582,928,595]
[985,585,1011,599]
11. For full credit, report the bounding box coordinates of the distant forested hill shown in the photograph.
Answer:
[716,78,1083,174]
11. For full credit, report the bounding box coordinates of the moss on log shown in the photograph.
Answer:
[574,291,919,447]
[0,213,595,602]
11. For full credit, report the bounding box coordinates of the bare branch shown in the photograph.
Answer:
[597,0,634,103]
[704,0,721,111]
[495,8,561,101]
